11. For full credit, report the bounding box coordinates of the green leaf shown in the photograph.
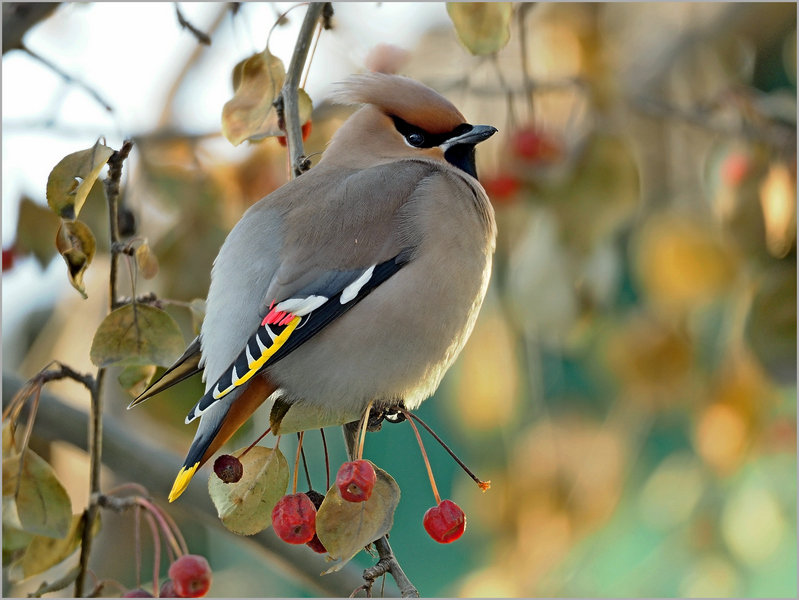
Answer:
[189,298,206,335]
[46,140,113,220]
[15,197,60,268]
[222,49,313,146]
[118,364,157,397]
[208,445,289,535]
[55,220,96,299]
[90,304,185,368]
[2,449,72,538]
[446,2,513,55]
[11,513,98,582]
[315,462,400,574]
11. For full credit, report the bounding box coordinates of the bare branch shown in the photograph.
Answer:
[280,2,327,178]
[21,45,114,113]
[2,2,59,54]
[174,2,212,45]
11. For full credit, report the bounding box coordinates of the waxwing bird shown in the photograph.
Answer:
[130,73,497,502]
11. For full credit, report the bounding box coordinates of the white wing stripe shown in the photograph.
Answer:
[274,295,328,316]
[341,266,375,304]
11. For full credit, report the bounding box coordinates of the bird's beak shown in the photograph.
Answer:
[443,125,498,149]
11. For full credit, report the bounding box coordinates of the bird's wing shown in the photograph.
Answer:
[184,254,408,424]
[128,336,203,408]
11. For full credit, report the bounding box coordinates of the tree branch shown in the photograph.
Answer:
[21,45,114,113]
[2,374,387,598]
[2,2,59,54]
[75,140,134,598]
[280,2,327,178]
[174,2,212,45]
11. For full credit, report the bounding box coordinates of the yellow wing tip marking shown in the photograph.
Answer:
[168,463,199,503]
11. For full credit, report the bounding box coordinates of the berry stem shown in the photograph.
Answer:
[142,510,160,598]
[401,408,440,504]
[135,497,183,558]
[133,505,142,589]
[356,400,374,460]
[406,411,490,491]
[237,426,272,459]
[299,437,312,491]
[320,428,330,490]
[292,431,304,494]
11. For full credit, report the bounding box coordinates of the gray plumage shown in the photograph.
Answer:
[133,73,497,500]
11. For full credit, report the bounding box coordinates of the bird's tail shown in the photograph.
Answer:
[169,376,278,502]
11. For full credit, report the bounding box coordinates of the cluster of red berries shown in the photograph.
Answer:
[214,407,484,550]
[123,555,212,598]
[270,458,377,550]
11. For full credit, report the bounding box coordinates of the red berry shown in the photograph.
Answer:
[159,580,177,597]
[123,590,153,597]
[271,493,316,544]
[510,126,561,163]
[423,499,466,544]
[335,459,376,502]
[303,490,327,553]
[213,454,243,483]
[277,121,312,146]
[482,173,521,205]
[722,152,750,187]
[2,247,15,272]
[168,554,212,598]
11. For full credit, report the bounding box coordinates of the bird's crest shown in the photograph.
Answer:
[331,73,465,134]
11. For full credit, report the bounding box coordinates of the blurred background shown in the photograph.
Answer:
[2,2,796,597]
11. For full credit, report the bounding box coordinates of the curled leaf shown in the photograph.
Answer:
[55,220,96,299]
[46,140,113,220]
[135,243,159,279]
[208,446,289,535]
[222,49,313,145]
[315,462,400,573]
[446,2,513,55]
[90,304,185,368]
[2,449,72,538]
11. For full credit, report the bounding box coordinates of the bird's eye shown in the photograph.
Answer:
[407,132,425,147]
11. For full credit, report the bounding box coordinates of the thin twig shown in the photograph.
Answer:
[75,140,133,598]
[21,44,113,112]
[279,2,326,178]
[174,2,212,45]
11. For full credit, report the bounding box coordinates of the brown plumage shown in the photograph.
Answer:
[132,74,497,502]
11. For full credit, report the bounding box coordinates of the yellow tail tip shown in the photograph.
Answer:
[168,463,199,502]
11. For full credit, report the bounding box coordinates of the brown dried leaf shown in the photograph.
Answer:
[208,446,289,535]
[55,220,96,299]
[135,243,159,279]
[89,304,185,368]
[15,197,60,268]
[446,2,513,56]
[46,141,113,220]
[222,49,312,145]
[315,462,400,574]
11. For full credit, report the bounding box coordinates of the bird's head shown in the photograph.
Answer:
[324,73,496,180]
